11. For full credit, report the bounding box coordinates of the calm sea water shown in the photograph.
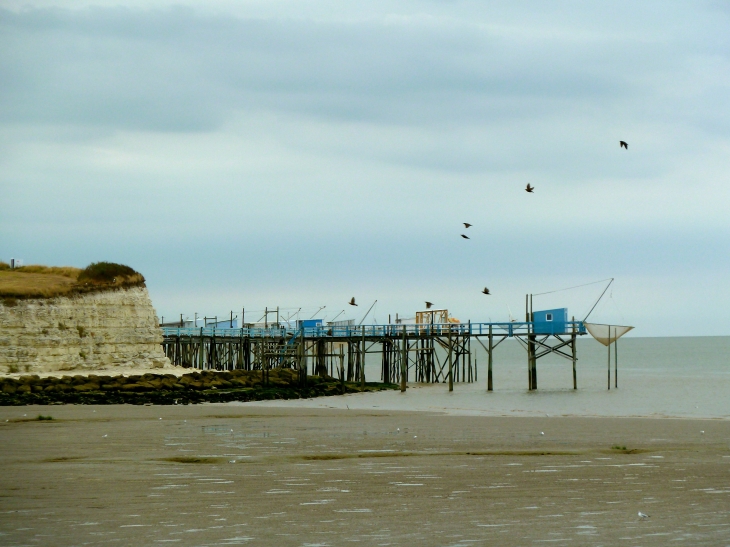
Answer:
[311,336,730,419]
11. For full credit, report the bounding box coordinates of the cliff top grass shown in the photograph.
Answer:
[0,261,145,302]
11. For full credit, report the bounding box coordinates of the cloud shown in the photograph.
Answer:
[2,3,727,179]
[2,4,719,132]
[2,2,730,335]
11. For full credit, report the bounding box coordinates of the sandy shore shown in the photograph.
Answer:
[1,403,729,546]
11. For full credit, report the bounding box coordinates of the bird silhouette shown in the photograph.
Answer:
[463,223,472,228]
[620,141,628,149]
[461,234,470,239]
[425,301,433,309]
[481,287,491,295]
[525,184,534,193]
[348,297,357,306]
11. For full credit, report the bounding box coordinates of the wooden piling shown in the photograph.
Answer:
[340,345,345,394]
[487,324,493,392]
[360,328,365,388]
[615,334,618,389]
[448,327,453,392]
[467,324,473,382]
[571,317,577,390]
[607,326,611,390]
[400,325,407,392]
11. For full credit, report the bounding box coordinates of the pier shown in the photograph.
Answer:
[162,319,588,391]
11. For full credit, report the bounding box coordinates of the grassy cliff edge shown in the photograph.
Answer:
[0,262,145,303]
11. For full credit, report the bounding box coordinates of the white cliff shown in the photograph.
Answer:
[0,287,171,374]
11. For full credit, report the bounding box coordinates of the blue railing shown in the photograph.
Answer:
[162,321,586,338]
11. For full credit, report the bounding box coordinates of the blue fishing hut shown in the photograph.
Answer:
[532,308,568,334]
[297,319,323,329]
[206,319,238,329]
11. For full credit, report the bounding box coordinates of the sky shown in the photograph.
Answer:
[1,1,729,335]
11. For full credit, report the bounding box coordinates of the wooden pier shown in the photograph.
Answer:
[162,321,588,391]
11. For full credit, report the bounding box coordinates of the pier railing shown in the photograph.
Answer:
[162,321,586,339]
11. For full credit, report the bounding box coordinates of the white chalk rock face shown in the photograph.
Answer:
[0,287,171,373]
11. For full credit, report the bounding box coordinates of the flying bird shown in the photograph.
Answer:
[482,287,491,295]
[463,223,472,228]
[425,301,433,309]
[620,141,628,149]
[461,234,470,239]
[348,297,358,306]
[525,184,534,193]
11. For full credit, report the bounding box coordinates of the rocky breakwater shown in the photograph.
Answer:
[0,262,170,374]
[0,368,396,405]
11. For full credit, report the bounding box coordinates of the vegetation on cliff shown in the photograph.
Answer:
[0,261,145,302]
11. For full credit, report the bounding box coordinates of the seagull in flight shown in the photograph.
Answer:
[638,512,650,519]
[463,222,472,228]
[620,141,628,149]
[461,234,470,239]
[525,184,534,193]
[481,287,491,295]
[425,301,433,309]
[348,297,358,306]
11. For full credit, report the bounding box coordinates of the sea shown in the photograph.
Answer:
[257,336,730,419]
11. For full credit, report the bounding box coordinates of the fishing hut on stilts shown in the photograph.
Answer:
[161,302,594,391]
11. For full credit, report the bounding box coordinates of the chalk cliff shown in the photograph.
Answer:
[0,287,171,374]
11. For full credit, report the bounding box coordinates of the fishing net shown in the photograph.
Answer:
[584,323,634,346]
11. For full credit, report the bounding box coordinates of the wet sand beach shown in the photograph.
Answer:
[1,404,729,546]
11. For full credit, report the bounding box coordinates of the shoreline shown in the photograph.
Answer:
[1,368,727,420]
[238,381,730,420]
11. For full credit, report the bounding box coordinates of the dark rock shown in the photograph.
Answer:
[73,383,100,392]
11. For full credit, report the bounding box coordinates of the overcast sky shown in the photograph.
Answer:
[2,1,729,335]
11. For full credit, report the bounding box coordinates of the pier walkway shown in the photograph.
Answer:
[161,321,588,391]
